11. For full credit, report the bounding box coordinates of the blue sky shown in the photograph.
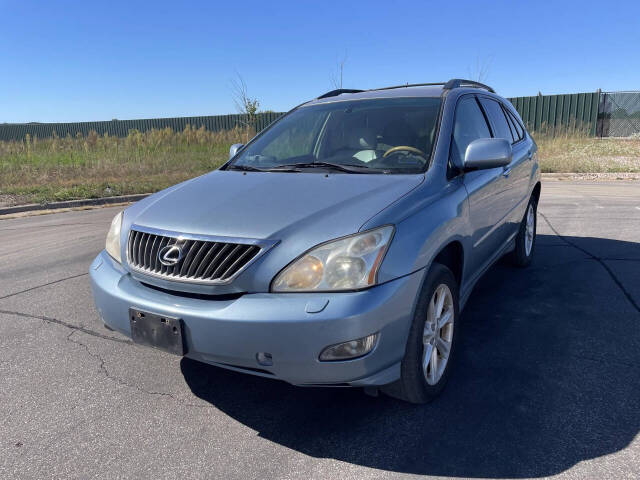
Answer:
[2,0,639,123]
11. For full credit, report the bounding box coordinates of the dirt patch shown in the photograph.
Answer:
[542,172,640,181]
[0,194,30,208]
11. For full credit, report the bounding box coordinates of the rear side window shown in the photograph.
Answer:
[479,98,514,143]
[505,108,525,141]
[450,96,492,166]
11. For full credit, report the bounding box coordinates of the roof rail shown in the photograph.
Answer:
[373,82,447,91]
[443,78,495,93]
[317,88,365,99]
[315,79,495,101]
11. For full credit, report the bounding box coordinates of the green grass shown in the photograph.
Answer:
[534,131,640,173]
[1,126,638,206]
[0,126,247,206]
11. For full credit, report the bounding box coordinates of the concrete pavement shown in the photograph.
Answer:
[1,180,639,479]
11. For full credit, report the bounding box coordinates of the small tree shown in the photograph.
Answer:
[330,52,348,89]
[467,55,493,83]
[230,72,260,141]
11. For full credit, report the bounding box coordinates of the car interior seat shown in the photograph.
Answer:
[332,127,378,163]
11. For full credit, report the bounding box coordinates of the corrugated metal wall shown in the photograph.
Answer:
[0,91,606,141]
[507,92,600,136]
[0,112,285,141]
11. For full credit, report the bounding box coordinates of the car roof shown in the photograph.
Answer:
[302,79,498,107]
[304,85,445,106]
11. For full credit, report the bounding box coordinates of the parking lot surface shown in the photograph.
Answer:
[1,180,639,479]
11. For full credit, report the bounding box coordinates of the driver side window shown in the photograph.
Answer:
[450,96,492,168]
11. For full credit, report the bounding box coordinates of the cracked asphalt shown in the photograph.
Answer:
[1,180,639,480]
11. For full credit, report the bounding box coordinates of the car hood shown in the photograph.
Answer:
[128,170,424,240]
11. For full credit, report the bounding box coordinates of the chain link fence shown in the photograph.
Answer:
[597,91,640,137]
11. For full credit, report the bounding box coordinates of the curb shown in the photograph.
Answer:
[541,172,640,181]
[0,193,151,216]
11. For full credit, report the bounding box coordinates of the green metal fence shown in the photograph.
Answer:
[0,112,284,142]
[0,90,619,141]
[507,91,600,136]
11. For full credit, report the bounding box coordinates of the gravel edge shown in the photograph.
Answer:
[0,193,150,216]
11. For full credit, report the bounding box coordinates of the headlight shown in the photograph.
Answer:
[271,225,394,292]
[105,211,123,263]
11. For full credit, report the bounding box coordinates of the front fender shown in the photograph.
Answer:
[362,176,471,285]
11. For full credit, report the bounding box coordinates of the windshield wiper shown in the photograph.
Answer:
[227,164,267,172]
[267,162,385,174]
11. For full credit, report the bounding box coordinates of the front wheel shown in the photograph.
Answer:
[383,263,459,404]
[512,196,537,267]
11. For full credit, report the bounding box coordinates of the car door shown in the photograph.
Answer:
[478,97,531,234]
[451,95,512,279]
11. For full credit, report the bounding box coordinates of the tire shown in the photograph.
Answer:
[382,263,460,404]
[512,196,537,267]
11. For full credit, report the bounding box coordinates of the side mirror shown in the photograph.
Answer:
[464,138,512,171]
[229,143,244,160]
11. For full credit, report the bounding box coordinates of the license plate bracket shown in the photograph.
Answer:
[129,308,185,356]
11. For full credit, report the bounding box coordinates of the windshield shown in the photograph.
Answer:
[229,97,442,174]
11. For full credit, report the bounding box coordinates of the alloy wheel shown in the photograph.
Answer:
[525,204,535,256]
[422,284,454,385]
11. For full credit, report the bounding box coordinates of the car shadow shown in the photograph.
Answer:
[180,234,640,478]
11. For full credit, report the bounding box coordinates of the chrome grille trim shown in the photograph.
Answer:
[126,224,275,285]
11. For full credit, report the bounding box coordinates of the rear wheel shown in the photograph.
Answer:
[383,263,459,404]
[512,196,537,267]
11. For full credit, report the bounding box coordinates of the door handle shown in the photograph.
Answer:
[527,150,533,160]
[502,166,511,178]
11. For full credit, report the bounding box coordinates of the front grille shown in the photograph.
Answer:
[127,228,262,284]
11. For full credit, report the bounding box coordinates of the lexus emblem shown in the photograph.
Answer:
[158,244,183,266]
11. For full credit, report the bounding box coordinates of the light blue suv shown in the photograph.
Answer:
[90,79,540,403]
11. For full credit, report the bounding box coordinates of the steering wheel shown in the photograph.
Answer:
[383,146,426,158]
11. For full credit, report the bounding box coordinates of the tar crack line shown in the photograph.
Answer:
[539,211,640,314]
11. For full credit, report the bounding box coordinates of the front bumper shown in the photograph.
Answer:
[89,250,423,386]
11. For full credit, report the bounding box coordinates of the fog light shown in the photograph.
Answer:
[319,333,378,361]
